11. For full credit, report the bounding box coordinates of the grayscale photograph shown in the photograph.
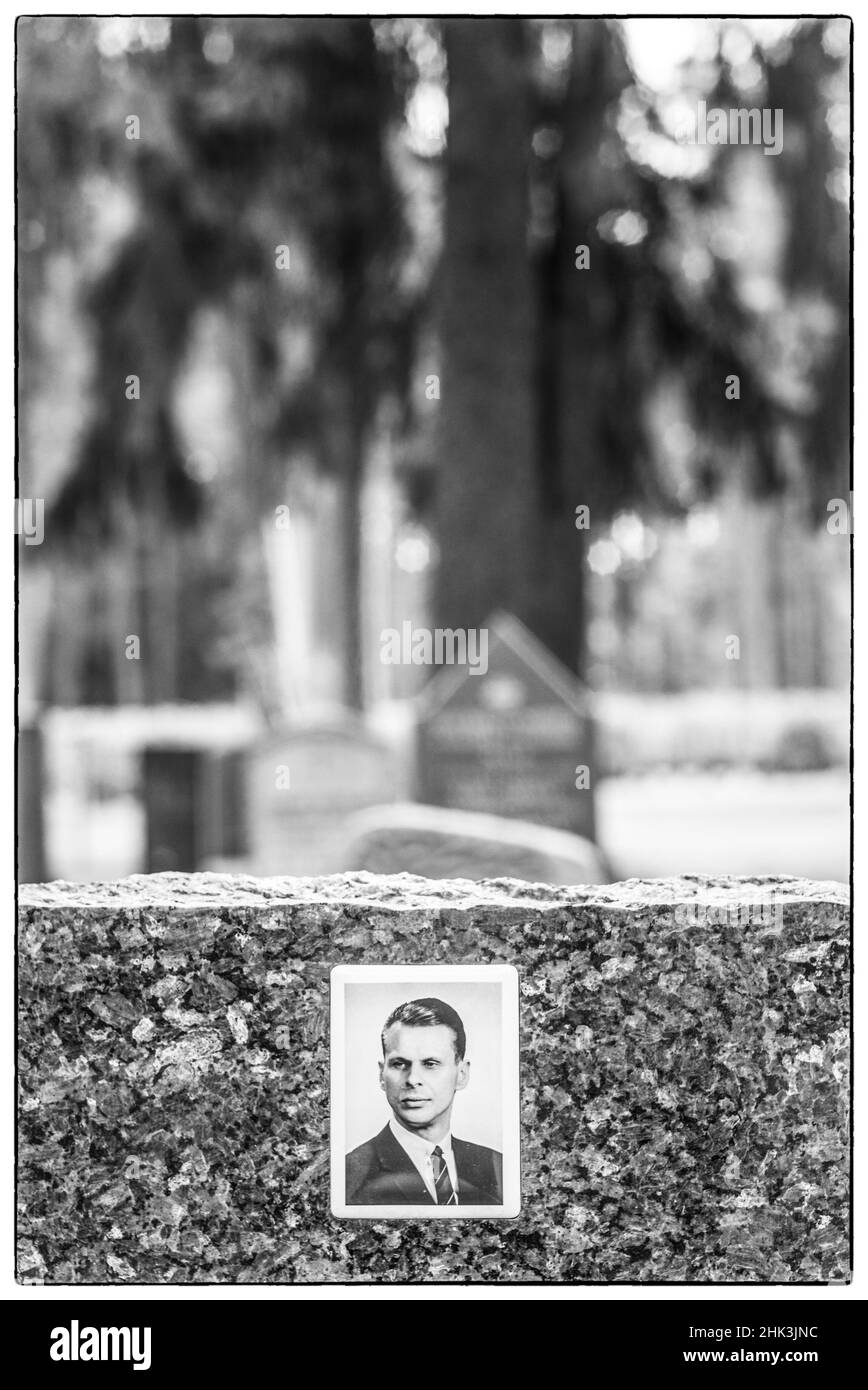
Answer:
[331,965,520,1218]
[15,12,851,1295]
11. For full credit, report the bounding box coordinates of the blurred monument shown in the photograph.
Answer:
[340,802,607,884]
[417,612,596,841]
[143,744,249,874]
[243,720,400,877]
[17,715,46,883]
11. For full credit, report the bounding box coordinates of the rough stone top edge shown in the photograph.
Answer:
[19,870,851,913]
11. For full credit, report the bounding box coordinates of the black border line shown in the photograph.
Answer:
[11,8,856,1289]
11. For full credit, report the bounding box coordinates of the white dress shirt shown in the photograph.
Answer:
[388,1117,459,1203]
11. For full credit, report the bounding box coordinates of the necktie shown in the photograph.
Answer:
[432,1146,457,1205]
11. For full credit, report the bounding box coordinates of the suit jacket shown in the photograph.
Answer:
[346,1124,503,1206]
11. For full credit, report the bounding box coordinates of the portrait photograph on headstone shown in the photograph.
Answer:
[331,964,520,1218]
[12,7,854,1316]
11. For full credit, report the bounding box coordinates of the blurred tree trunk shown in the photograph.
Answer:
[437,18,606,676]
[335,386,366,711]
[539,21,636,677]
[436,18,537,635]
[530,154,588,676]
[298,18,403,712]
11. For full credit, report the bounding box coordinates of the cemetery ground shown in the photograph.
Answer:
[597,768,849,884]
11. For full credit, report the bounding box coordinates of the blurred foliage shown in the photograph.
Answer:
[434,17,849,669]
[19,17,416,542]
[17,16,850,695]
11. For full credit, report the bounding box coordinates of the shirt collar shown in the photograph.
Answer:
[389,1116,453,1161]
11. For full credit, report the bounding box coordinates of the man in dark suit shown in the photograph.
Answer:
[345,997,503,1207]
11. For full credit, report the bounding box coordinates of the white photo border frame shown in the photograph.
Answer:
[330,963,521,1219]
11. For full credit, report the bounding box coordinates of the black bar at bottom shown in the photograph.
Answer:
[0,1297,861,1378]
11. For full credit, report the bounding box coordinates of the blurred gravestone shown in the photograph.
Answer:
[142,746,248,873]
[142,748,201,873]
[339,802,607,885]
[17,717,47,883]
[202,749,249,859]
[417,612,596,841]
[245,720,398,875]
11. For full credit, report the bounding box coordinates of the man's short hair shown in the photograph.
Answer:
[381,997,467,1060]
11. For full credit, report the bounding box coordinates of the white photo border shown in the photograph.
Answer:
[330,963,521,1219]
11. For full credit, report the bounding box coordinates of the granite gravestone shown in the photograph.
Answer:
[417,612,596,841]
[245,720,399,876]
[17,872,850,1284]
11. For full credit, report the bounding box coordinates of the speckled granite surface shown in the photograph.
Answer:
[18,873,849,1283]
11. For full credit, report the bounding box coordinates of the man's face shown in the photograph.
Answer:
[379,1023,469,1132]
